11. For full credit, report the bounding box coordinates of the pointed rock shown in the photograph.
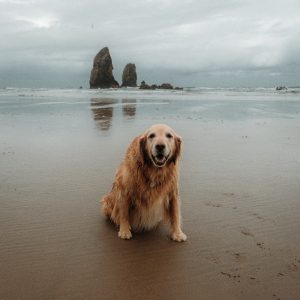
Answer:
[122,63,137,87]
[90,47,119,89]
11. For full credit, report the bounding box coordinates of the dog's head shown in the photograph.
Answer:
[139,124,182,167]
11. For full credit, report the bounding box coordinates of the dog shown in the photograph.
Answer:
[101,124,187,242]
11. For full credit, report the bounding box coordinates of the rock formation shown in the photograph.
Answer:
[159,83,173,89]
[140,81,182,90]
[122,63,137,87]
[276,86,287,91]
[89,47,183,90]
[140,80,151,89]
[90,47,119,89]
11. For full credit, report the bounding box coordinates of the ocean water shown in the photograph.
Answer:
[1,86,300,101]
[0,87,299,132]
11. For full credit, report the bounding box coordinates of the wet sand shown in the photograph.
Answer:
[1,90,300,299]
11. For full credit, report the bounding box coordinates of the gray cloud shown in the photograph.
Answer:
[0,0,300,87]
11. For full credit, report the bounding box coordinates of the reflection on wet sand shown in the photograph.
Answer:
[90,98,137,132]
[90,98,116,131]
[122,99,136,118]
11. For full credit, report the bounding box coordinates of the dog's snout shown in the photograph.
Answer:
[155,144,166,152]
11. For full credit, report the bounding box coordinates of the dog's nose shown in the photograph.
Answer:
[155,144,166,152]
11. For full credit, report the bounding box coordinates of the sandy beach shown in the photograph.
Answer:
[0,88,300,299]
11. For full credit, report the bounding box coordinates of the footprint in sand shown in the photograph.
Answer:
[256,242,265,250]
[240,227,254,237]
[205,256,221,264]
[248,212,276,225]
[240,228,269,251]
[222,192,235,197]
[276,260,298,278]
[287,262,299,272]
[220,270,241,282]
[251,213,265,220]
[226,250,247,262]
[272,293,281,300]
[232,252,247,262]
[204,201,222,208]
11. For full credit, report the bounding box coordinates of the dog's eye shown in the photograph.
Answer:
[166,133,173,138]
[148,133,156,139]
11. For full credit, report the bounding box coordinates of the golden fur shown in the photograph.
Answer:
[101,124,187,242]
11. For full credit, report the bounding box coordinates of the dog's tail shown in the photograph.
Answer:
[100,193,114,217]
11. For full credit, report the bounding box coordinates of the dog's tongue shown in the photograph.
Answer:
[156,155,165,162]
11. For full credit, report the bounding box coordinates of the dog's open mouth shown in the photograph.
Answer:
[151,154,168,167]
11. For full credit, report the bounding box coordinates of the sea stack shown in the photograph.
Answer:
[90,47,119,89]
[122,63,137,87]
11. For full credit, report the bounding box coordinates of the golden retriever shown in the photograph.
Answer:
[101,124,187,242]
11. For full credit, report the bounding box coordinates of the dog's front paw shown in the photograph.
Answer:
[118,229,132,240]
[171,231,187,242]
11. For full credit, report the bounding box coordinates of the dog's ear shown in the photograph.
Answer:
[138,134,151,165]
[170,135,182,164]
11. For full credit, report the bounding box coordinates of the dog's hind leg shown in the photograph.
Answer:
[102,189,132,239]
[112,190,132,240]
[101,193,115,217]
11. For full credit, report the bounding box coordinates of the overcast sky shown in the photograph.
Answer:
[1,0,300,88]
